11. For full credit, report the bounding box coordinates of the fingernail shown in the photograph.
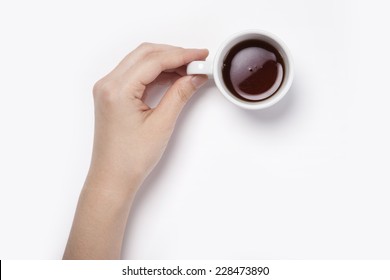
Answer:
[191,75,208,89]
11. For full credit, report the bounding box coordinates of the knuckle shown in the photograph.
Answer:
[92,78,117,104]
[137,42,154,52]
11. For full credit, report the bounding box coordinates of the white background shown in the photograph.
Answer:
[0,0,389,259]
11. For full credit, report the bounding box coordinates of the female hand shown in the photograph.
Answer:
[63,43,208,259]
[91,43,209,191]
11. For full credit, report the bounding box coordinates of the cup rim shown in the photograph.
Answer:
[213,29,294,110]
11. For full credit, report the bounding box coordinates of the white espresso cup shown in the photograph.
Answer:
[187,30,294,110]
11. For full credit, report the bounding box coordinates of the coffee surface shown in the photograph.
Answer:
[222,39,284,102]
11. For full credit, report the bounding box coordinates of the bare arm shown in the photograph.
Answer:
[63,43,208,259]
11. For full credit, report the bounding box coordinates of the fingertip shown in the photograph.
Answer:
[199,48,209,58]
[187,48,209,58]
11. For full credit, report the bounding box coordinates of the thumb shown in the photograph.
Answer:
[154,75,208,124]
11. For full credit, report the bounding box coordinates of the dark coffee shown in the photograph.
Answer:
[222,39,285,102]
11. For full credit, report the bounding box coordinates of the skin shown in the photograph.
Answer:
[63,43,208,259]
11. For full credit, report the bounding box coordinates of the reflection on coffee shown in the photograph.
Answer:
[222,39,285,102]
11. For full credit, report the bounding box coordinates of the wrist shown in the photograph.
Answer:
[84,162,145,202]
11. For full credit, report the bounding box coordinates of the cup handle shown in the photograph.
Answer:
[186,61,213,78]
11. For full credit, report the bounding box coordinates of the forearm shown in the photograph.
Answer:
[63,44,208,259]
[63,171,142,260]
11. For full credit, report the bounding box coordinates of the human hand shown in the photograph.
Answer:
[89,43,209,192]
[64,43,208,259]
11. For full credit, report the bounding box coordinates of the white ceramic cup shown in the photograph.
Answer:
[187,30,294,110]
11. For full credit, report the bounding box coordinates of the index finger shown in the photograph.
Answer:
[110,43,181,77]
[125,48,209,89]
